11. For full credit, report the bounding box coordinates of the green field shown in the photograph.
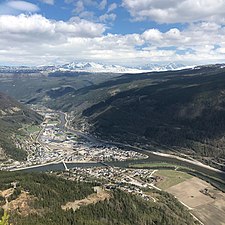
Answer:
[23,124,41,134]
[15,134,26,141]
[47,120,59,125]
[130,162,177,169]
[155,170,193,190]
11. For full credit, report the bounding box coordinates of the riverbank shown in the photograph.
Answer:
[151,151,225,174]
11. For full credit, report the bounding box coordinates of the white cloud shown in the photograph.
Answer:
[0,14,105,39]
[73,1,84,14]
[107,3,117,13]
[79,10,95,20]
[99,0,107,10]
[99,13,116,22]
[143,29,163,42]
[7,1,39,12]
[0,1,39,15]
[39,0,54,5]
[122,0,225,23]
[66,0,98,8]
[1,14,225,66]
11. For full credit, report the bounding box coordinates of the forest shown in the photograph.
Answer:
[0,171,198,225]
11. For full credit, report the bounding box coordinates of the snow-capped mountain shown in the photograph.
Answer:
[138,63,188,72]
[58,62,142,73]
[0,62,192,74]
[0,66,42,73]
[57,62,189,73]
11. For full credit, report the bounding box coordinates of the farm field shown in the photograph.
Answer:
[154,170,193,190]
[166,177,225,225]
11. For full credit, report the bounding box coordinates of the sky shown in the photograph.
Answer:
[1,0,225,66]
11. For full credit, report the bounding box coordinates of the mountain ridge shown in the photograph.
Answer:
[64,65,225,170]
[0,62,190,74]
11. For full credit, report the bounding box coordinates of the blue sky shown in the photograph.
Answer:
[0,0,225,66]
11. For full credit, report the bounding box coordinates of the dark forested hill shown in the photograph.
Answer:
[70,65,225,169]
[0,92,43,160]
[0,171,198,225]
[1,65,225,168]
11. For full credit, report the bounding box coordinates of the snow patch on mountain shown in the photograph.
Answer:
[0,62,195,74]
[59,62,142,73]
[58,62,190,73]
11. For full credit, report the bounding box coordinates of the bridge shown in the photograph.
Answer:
[62,161,69,171]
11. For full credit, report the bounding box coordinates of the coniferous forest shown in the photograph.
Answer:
[0,171,198,225]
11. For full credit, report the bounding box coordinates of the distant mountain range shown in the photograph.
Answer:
[58,62,141,73]
[138,62,188,71]
[0,62,191,74]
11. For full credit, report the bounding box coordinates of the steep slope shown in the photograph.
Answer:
[0,92,43,161]
[72,65,225,169]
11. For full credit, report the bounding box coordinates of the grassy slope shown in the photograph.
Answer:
[155,170,193,190]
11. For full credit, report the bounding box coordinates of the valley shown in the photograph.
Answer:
[1,65,225,224]
[0,103,224,224]
[1,2,225,224]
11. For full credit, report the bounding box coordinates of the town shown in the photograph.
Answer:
[57,166,160,202]
[1,106,147,171]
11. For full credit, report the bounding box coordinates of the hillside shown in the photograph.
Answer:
[0,171,198,225]
[0,92,43,161]
[1,65,225,169]
[66,65,225,170]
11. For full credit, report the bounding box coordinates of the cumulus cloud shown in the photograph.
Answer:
[143,29,163,42]
[1,14,225,66]
[122,0,225,23]
[142,22,225,49]
[0,14,105,40]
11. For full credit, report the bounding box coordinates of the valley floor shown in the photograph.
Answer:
[1,106,225,225]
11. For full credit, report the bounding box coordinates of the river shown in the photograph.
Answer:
[14,111,225,190]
